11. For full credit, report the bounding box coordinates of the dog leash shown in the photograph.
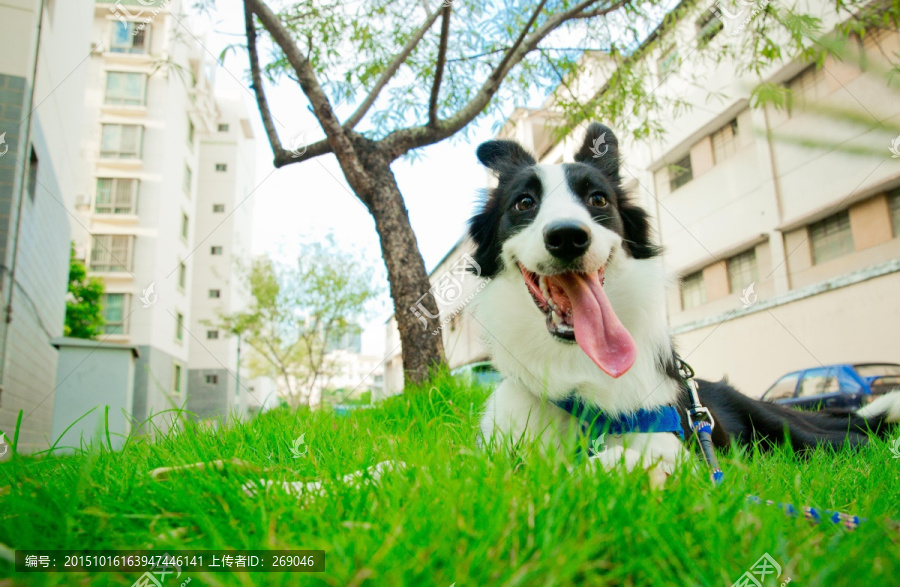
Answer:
[674,357,899,534]
[675,357,723,485]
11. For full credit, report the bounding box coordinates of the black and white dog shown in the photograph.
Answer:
[470,123,900,485]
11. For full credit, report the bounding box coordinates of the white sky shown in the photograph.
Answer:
[187,1,537,358]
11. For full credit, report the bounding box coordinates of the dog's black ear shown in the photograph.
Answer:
[618,195,661,260]
[476,140,536,175]
[574,122,621,184]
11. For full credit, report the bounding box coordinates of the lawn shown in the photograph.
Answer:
[0,372,898,586]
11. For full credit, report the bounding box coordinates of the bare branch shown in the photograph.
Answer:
[244,2,289,162]
[386,0,631,154]
[273,138,333,168]
[345,8,443,130]
[428,3,452,126]
[572,0,628,19]
[245,0,373,198]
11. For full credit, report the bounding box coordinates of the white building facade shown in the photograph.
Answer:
[0,0,95,452]
[73,0,260,432]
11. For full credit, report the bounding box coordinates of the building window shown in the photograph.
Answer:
[111,22,148,54]
[207,330,219,340]
[889,188,900,237]
[711,119,739,164]
[727,249,758,293]
[181,213,189,239]
[218,123,229,132]
[809,211,854,264]
[173,363,183,394]
[215,163,227,172]
[213,203,225,213]
[209,289,221,298]
[788,65,825,115]
[668,154,693,191]
[101,293,129,334]
[211,246,223,255]
[681,271,706,310]
[90,235,133,272]
[100,124,142,159]
[95,178,138,214]
[205,374,219,385]
[104,72,146,106]
[175,312,184,342]
[187,119,195,147]
[697,9,723,48]
[178,262,187,290]
[657,46,679,79]
[183,164,192,195]
[27,147,38,200]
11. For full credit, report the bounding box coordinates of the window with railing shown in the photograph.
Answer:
[712,119,739,164]
[809,211,854,264]
[101,293,130,334]
[696,9,723,48]
[727,249,758,293]
[173,362,183,393]
[100,124,142,159]
[681,271,706,310]
[788,65,825,116]
[668,154,693,192]
[889,188,900,237]
[90,234,134,272]
[95,178,138,214]
[110,22,148,54]
[104,72,146,106]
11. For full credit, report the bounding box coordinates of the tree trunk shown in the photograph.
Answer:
[344,139,445,386]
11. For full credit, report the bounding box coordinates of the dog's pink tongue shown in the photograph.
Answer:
[556,272,637,378]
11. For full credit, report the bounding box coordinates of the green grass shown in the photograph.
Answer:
[1,372,898,586]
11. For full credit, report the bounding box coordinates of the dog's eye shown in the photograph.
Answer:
[514,195,535,211]
[587,193,608,208]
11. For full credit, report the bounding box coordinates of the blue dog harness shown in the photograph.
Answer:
[551,396,685,446]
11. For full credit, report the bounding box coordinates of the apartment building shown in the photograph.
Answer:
[186,96,259,421]
[0,0,95,452]
[386,1,900,397]
[73,0,260,431]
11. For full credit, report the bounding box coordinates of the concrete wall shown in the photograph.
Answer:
[674,269,900,396]
[186,367,232,421]
[131,343,186,434]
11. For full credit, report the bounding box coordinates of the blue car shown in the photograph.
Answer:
[761,363,900,410]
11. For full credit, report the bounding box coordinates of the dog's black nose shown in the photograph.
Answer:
[543,221,591,261]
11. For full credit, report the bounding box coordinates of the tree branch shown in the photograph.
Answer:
[244,0,373,199]
[345,8,443,130]
[428,3,452,126]
[272,137,333,167]
[386,0,630,154]
[244,2,289,162]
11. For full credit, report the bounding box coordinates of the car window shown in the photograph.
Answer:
[763,374,799,400]
[797,368,841,397]
[855,364,900,378]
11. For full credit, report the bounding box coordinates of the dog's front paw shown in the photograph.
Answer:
[588,444,672,490]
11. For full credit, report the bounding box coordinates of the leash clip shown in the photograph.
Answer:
[677,358,715,432]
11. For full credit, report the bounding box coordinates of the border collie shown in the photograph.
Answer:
[469,123,900,486]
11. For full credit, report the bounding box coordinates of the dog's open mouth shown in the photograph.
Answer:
[518,263,637,378]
